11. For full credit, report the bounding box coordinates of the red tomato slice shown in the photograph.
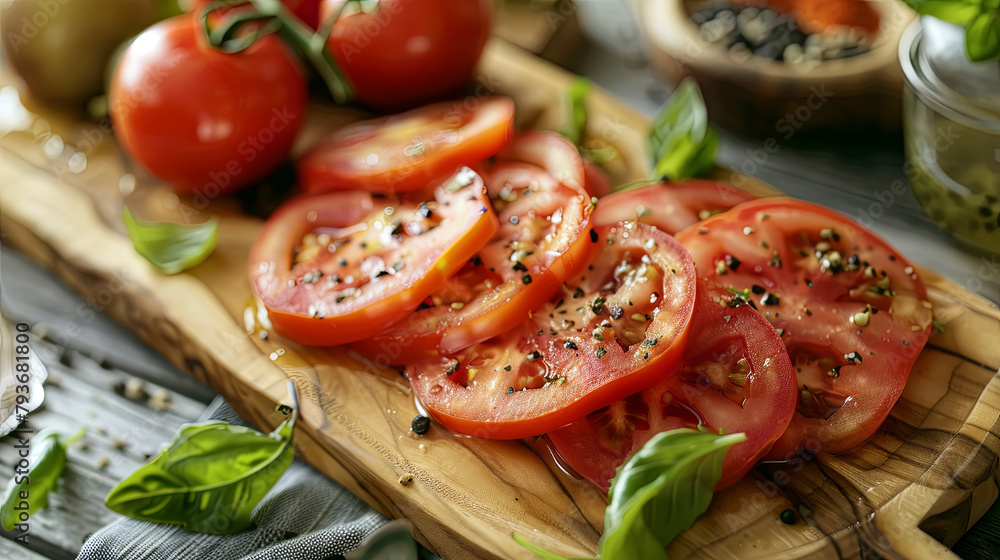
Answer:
[406,222,697,440]
[594,180,757,234]
[352,133,596,363]
[297,97,515,194]
[498,131,587,194]
[582,160,613,198]
[548,282,797,492]
[676,198,932,457]
[249,168,497,346]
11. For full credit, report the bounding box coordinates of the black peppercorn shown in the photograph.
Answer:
[411,415,431,435]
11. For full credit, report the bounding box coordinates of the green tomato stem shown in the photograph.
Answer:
[199,0,353,104]
[314,0,356,47]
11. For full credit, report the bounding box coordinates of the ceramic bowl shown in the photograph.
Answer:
[639,0,915,136]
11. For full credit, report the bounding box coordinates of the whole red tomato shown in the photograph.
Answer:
[110,15,307,196]
[322,0,493,110]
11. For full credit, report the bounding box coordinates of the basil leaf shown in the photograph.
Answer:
[105,391,297,535]
[649,78,718,181]
[559,78,619,165]
[965,10,1000,61]
[123,206,218,275]
[1,429,83,531]
[562,77,591,147]
[905,0,1000,61]
[903,0,982,25]
[513,534,589,560]
[600,429,745,559]
[516,428,744,560]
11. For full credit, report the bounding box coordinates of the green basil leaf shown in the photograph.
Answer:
[104,393,297,535]
[600,429,745,559]
[516,428,744,560]
[649,78,718,181]
[580,145,618,165]
[123,206,218,275]
[903,0,983,25]
[1,428,83,531]
[560,78,619,165]
[562,77,591,147]
[965,10,1000,61]
[513,533,589,560]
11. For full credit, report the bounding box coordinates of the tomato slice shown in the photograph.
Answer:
[594,180,757,234]
[351,132,596,362]
[497,130,587,193]
[406,222,697,440]
[582,160,613,198]
[249,167,498,346]
[297,97,515,194]
[548,282,797,491]
[676,197,933,457]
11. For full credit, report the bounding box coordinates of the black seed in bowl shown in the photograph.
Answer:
[755,42,785,61]
[729,36,751,49]
[690,3,872,64]
[691,7,717,25]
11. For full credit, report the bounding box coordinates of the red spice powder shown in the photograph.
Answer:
[732,0,881,37]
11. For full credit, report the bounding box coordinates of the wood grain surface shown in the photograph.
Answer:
[1,39,999,559]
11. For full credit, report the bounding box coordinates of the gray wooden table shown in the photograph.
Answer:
[0,30,997,560]
[0,249,216,559]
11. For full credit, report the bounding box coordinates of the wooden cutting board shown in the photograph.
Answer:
[2,39,999,560]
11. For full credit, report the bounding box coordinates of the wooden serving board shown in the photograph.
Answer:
[2,39,1000,560]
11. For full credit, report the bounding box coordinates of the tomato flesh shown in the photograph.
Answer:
[676,197,932,457]
[298,97,514,194]
[582,160,613,198]
[497,131,587,195]
[406,222,697,440]
[549,282,797,492]
[594,180,757,234]
[249,168,498,346]
[352,132,596,362]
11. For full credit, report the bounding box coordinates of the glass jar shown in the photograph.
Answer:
[899,17,1000,252]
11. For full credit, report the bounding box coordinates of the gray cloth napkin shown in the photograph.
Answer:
[77,397,436,560]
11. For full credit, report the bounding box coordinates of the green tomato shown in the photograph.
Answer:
[1,0,160,107]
